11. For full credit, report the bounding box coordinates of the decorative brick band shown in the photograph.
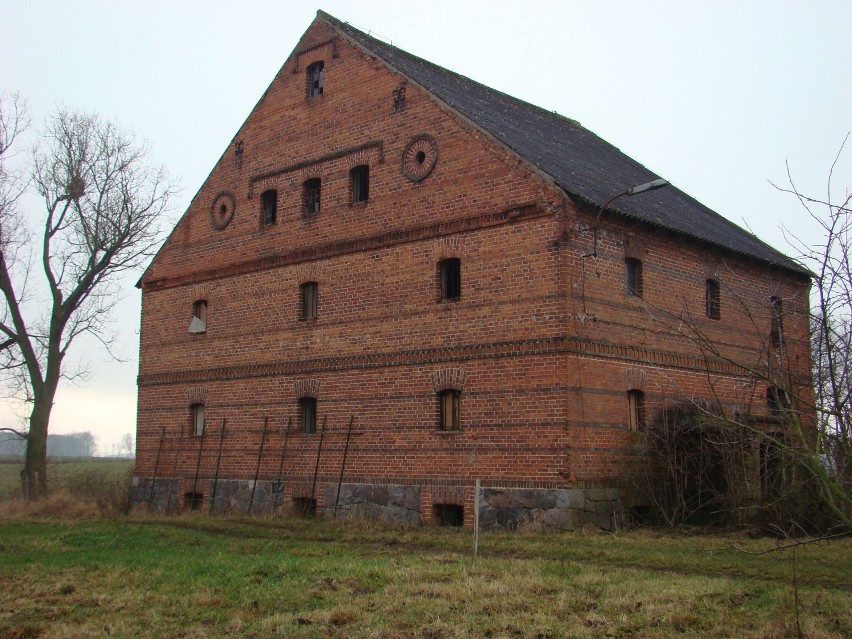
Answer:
[248,141,385,198]
[138,335,749,388]
[141,202,545,291]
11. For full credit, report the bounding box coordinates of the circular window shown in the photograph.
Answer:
[402,134,438,182]
[210,191,236,230]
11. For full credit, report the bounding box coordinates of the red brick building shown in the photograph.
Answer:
[132,11,811,528]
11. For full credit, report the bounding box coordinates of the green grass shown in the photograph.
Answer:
[0,515,849,639]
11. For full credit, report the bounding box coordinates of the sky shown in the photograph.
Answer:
[1,0,850,454]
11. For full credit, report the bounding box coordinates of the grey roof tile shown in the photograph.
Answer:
[321,12,807,276]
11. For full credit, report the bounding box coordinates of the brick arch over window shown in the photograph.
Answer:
[432,236,464,262]
[294,263,321,285]
[622,368,647,393]
[430,368,467,393]
[186,387,208,405]
[188,283,210,306]
[294,379,321,400]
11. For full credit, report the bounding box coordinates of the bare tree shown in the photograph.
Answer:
[638,136,852,532]
[0,101,174,498]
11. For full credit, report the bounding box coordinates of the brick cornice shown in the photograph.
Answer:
[138,335,750,387]
[142,202,546,292]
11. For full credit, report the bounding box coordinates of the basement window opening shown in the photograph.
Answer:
[293,497,317,517]
[434,503,464,526]
[184,492,203,510]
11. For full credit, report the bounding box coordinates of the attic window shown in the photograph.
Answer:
[261,189,277,225]
[303,178,321,215]
[307,61,324,98]
[189,300,207,333]
[350,165,369,203]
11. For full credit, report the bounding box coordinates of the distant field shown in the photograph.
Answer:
[0,514,849,638]
[0,457,134,500]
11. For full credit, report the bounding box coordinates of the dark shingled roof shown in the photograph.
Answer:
[320,11,807,276]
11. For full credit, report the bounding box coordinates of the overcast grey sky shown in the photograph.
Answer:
[1,1,850,453]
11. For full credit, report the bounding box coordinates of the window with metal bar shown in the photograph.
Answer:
[307,61,324,98]
[261,189,277,225]
[303,178,321,215]
[350,165,369,203]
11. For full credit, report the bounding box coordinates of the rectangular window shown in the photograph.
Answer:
[350,165,369,203]
[301,282,318,320]
[440,258,461,301]
[625,258,643,297]
[191,403,205,437]
[303,178,321,215]
[706,279,721,320]
[189,300,207,333]
[261,189,277,225]
[307,61,324,98]
[770,296,783,347]
[439,389,461,431]
[300,397,317,434]
[627,390,644,431]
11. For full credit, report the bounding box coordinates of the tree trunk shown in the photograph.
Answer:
[21,400,51,500]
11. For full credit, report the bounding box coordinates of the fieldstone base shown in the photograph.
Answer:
[479,487,622,531]
[130,476,180,513]
[324,483,422,526]
[209,479,284,514]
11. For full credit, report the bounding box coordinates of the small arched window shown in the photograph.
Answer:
[627,389,645,431]
[705,279,721,319]
[300,397,317,434]
[189,300,207,333]
[439,389,461,431]
[439,258,461,301]
[190,403,205,436]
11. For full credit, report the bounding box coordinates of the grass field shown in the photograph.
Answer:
[0,457,134,502]
[0,511,849,639]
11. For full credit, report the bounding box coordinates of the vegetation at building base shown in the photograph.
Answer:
[0,513,849,639]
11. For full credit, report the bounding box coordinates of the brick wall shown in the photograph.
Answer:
[135,17,812,520]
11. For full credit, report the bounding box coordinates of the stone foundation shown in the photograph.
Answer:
[324,483,422,526]
[478,487,622,531]
[131,476,622,531]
